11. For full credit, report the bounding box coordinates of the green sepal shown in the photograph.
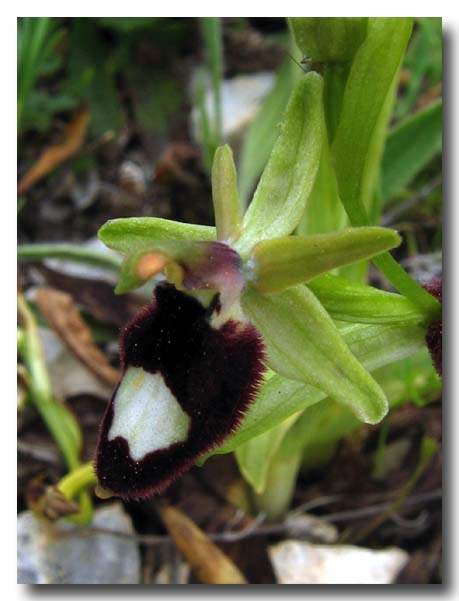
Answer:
[241,284,388,424]
[236,73,325,254]
[289,17,368,63]
[211,145,242,242]
[307,273,426,325]
[250,227,401,293]
[98,217,216,253]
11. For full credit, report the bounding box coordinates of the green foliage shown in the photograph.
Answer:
[236,349,440,502]
[381,100,442,202]
[17,17,74,134]
[213,319,426,457]
[395,17,442,119]
[96,17,162,32]
[293,16,440,316]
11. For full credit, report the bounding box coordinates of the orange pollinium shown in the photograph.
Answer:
[136,253,169,281]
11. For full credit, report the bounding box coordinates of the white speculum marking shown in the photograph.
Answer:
[108,366,191,461]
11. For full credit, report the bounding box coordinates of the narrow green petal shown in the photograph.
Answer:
[211,145,242,242]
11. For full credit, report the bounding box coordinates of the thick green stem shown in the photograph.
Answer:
[58,463,97,499]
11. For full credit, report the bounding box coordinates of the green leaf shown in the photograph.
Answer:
[251,227,401,293]
[289,17,368,63]
[238,61,295,207]
[330,17,440,316]
[236,73,325,254]
[332,17,413,224]
[381,100,442,201]
[96,17,161,32]
[235,413,300,494]
[211,145,242,242]
[395,18,442,119]
[307,273,425,325]
[242,285,388,424]
[98,217,216,253]
[213,318,425,456]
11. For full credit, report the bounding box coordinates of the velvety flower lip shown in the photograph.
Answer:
[95,282,265,500]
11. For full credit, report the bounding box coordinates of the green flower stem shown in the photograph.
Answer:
[17,243,122,272]
[58,463,97,500]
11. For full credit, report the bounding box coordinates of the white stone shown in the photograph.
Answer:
[17,502,140,584]
[109,367,190,460]
[269,540,409,585]
[191,72,275,141]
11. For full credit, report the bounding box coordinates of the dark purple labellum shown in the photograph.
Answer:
[95,283,265,500]
[423,277,442,377]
